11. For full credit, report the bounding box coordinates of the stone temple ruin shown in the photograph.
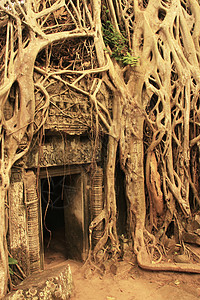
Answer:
[7,82,127,279]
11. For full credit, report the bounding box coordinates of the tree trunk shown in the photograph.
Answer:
[0,187,8,298]
[120,108,146,254]
[0,43,37,297]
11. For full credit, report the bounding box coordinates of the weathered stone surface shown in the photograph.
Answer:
[8,175,30,276]
[174,254,190,264]
[5,263,73,300]
[183,232,200,245]
[24,135,101,168]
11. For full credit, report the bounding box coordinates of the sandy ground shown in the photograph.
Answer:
[68,260,200,300]
[7,231,200,300]
[44,248,200,300]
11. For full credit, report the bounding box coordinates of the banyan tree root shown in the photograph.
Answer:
[87,209,121,265]
[137,247,200,274]
[146,151,164,216]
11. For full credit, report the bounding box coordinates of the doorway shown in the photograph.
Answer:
[41,176,66,265]
[40,170,85,267]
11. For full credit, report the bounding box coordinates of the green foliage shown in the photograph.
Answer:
[8,257,18,275]
[120,52,139,67]
[102,8,139,67]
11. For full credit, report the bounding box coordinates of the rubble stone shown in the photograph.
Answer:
[5,263,73,300]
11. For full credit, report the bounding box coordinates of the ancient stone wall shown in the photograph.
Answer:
[8,90,104,279]
[8,170,30,276]
[25,134,101,169]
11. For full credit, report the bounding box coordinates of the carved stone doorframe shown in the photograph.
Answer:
[39,165,89,264]
[24,171,41,273]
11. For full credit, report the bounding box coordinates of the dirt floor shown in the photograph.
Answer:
[44,246,200,300]
[69,261,200,300]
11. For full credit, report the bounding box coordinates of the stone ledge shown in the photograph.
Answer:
[5,263,73,300]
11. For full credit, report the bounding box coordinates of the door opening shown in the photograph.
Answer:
[115,152,127,236]
[41,176,66,265]
[41,172,84,266]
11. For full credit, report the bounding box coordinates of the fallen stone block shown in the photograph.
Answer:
[5,263,73,300]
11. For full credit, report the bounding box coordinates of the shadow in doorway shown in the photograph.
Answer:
[41,173,84,267]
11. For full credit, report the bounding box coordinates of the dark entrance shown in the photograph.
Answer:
[41,176,66,265]
[115,156,127,236]
[40,171,85,266]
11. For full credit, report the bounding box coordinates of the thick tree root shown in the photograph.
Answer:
[137,248,200,274]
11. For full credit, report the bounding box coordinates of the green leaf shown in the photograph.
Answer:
[8,257,18,265]
[103,48,110,53]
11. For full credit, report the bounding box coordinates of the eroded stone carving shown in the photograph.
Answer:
[25,135,101,168]
[5,264,73,300]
